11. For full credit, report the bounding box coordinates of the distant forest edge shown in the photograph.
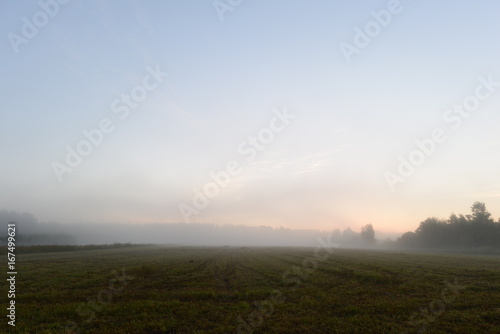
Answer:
[391,202,500,251]
[0,202,499,252]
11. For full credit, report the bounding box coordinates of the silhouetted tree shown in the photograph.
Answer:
[360,224,375,245]
[415,217,448,247]
[469,202,493,224]
[399,231,418,248]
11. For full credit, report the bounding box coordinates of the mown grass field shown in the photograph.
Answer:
[4,245,500,333]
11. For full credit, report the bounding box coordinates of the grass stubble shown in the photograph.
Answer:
[1,245,499,333]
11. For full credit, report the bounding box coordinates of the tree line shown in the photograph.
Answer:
[394,202,500,250]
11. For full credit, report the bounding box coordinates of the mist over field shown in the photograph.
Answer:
[3,202,500,253]
[0,210,397,246]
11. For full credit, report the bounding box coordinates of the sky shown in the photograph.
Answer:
[1,0,500,234]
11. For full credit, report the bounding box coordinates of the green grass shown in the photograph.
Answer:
[0,243,150,255]
[4,246,500,333]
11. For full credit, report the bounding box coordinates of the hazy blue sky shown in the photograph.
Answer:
[1,0,500,233]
